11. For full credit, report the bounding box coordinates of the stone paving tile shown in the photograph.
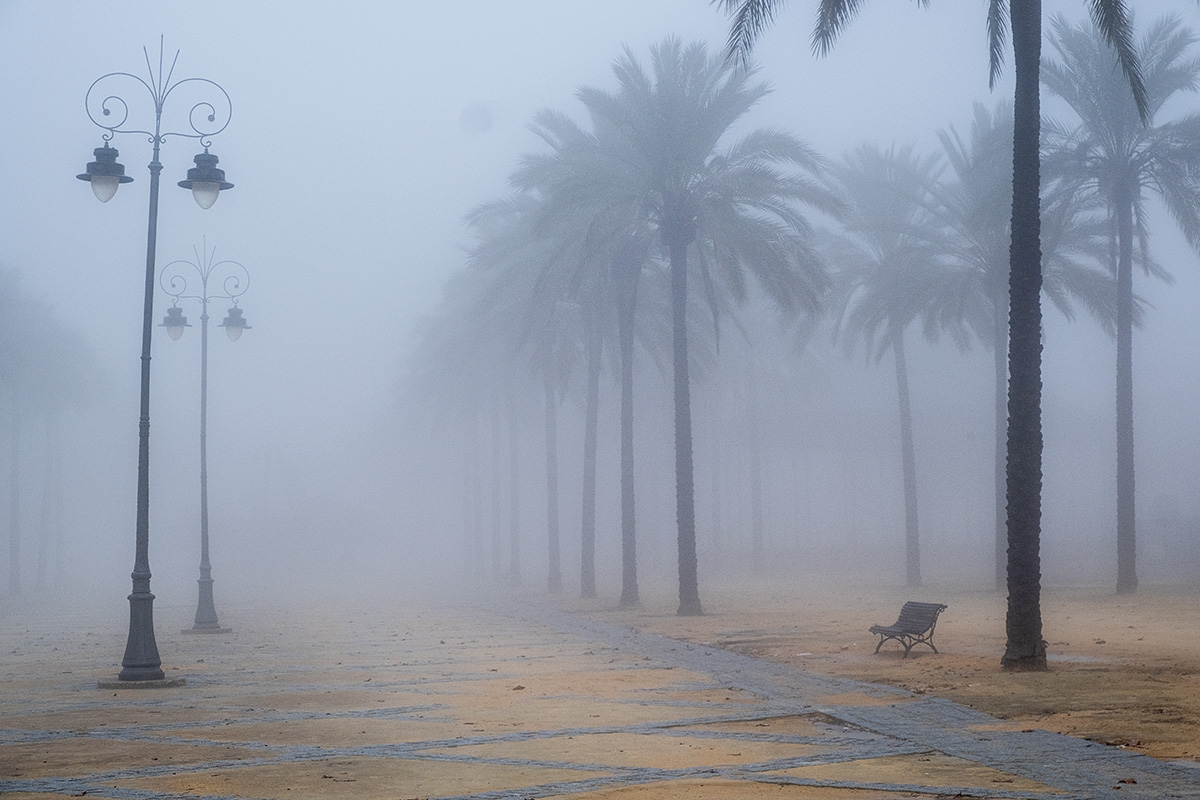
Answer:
[2,596,1200,799]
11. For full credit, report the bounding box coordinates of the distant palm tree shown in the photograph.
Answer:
[0,269,103,594]
[828,143,967,588]
[930,103,1118,590]
[514,112,655,606]
[404,266,517,579]
[573,38,833,614]
[1043,14,1200,595]
[464,193,597,593]
[717,0,1145,670]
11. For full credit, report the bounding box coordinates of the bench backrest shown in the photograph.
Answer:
[894,601,947,632]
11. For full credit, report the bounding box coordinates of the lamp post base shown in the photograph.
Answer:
[189,576,228,633]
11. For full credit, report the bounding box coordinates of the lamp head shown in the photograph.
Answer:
[77,143,133,203]
[178,149,234,209]
[159,305,191,341]
[219,306,250,342]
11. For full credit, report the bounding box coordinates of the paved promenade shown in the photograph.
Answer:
[3,593,1200,799]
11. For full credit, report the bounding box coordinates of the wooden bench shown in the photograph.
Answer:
[869,601,947,657]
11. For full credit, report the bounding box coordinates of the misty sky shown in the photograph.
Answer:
[3,1,1200,602]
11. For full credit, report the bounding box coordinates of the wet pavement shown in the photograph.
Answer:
[3,593,1200,799]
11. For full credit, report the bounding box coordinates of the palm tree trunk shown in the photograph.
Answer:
[893,330,921,588]
[508,395,521,586]
[1115,181,1137,594]
[9,397,21,596]
[580,317,601,599]
[747,372,764,575]
[1002,0,1047,671]
[617,262,640,607]
[668,222,701,616]
[490,407,503,579]
[711,404,723,557]
[461,418,475,578]
[993,301,1008,592]
[469,409,484,579]
[543,372,562,593]
[51,413,64,581]
[37,414,55,591]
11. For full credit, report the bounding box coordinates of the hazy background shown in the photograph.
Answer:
[2,1,1200,619]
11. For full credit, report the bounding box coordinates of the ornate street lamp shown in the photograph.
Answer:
[78,38,232,686]
[160,243,249,635]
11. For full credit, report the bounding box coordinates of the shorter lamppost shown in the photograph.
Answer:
[159,243,249,634]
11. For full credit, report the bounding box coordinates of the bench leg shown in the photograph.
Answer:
[904,639,938,657]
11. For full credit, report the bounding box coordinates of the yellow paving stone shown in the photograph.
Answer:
[1,705,232,731]
[0,738,269,779]
[228,688,435,712]
[771,752,1060,792]
[435,693,723,729]
[113,754,608,800]
[429,731,827,770]
[172,716,475,747]
[545,778,928,798]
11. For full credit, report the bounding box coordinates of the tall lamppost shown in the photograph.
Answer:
[159,243,249,635]
[77,39,233,686]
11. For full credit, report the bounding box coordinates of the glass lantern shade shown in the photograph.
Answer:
[77,144,133,203]
[219,306,250,342]
[178,151,233,209]
[190,182,221,210]
[160,306,191,340]
[90,175,121,203]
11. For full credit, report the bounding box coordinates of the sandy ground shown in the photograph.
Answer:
[563,571,1200,764]
[6,571,1200,798]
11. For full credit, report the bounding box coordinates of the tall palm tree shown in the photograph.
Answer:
[575,38,833,614]
[828,143,968,588]
[519,43,831,613]
[1042,14,1200,595]
[717,0,1145,670]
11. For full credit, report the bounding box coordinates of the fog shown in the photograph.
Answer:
[2,1,1200,622]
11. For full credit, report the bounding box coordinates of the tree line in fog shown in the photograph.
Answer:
[403,12,1200,662]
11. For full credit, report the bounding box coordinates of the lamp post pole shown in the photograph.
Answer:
[159,244,250,634]
[78,38,233,685]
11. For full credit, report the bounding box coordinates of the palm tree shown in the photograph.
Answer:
[572,38,833,614]
[828,143,969,588]
[463,193,599,592]
[403,269,508,578]
[0,268,102,594]
[513,113,656,606]
[930,102,1119,590]
[1042,14,1200,595]
[717,0,1145,670]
